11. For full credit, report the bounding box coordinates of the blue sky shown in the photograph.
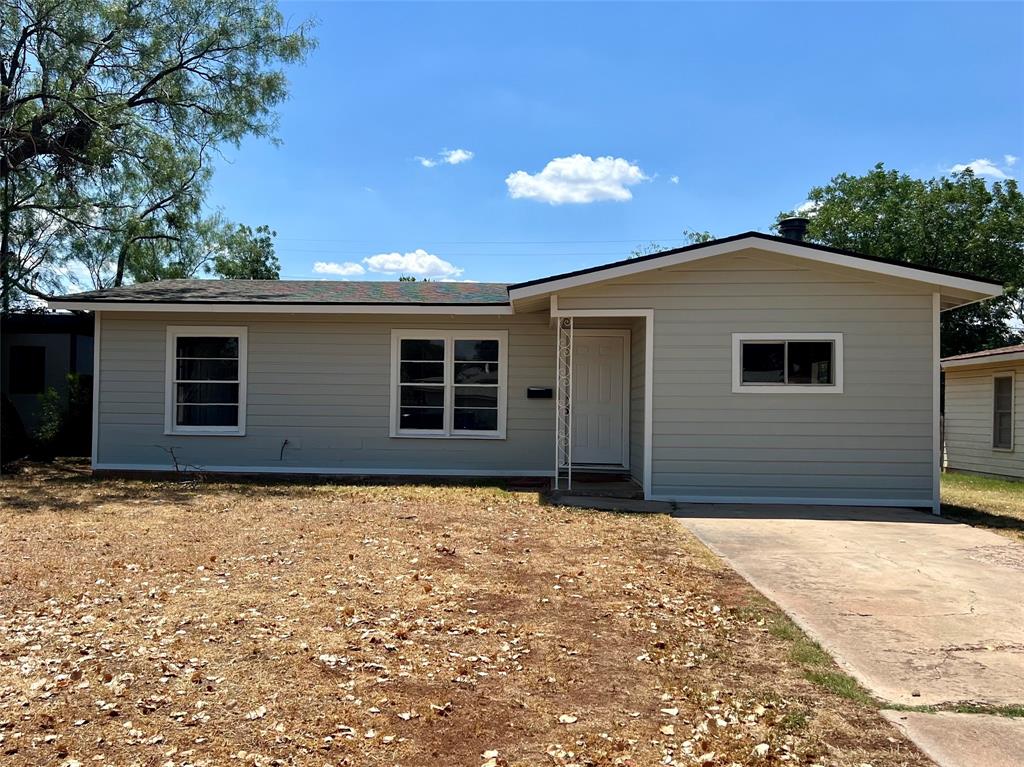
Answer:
[206,1,1024,284]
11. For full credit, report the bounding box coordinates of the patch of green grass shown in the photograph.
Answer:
[804,669,877,706]
[887,702,1024,718]
[942,471,1024,542]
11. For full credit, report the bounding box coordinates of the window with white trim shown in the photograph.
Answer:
[993,374,1014,450]
[165,327,247,435]
[732,333,843,393]
[391,330,507,438]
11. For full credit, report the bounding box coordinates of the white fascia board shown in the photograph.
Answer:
[47,301,515,315]
[942,351,1024,370]
[507,237,1003,303]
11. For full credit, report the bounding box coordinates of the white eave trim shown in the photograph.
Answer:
[507,236,1003,303]
[942,351,1024,370]
[47,301,515,315]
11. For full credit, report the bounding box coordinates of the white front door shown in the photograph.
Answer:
[572,333,627,465]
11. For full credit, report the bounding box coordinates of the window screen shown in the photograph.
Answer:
[993,375,1014,450]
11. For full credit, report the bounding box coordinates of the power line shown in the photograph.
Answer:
[273,236,687,245]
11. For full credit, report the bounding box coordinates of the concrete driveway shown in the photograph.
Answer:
[675,505,1024,767]
[676,505,1024,706]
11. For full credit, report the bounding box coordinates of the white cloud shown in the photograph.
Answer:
[669,175,680,185]
[363,249,463,278]
[416,148,474,168]
[949,158,1012,180]
[1005,154,1019,167]
[441,148,474,165]
[795,200,821,216]
[314,261,366,277]
[505,154,649,204]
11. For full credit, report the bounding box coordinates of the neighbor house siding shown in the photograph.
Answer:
[96,311,556,474]
[555,248,937,504]
[944,363,1024,479]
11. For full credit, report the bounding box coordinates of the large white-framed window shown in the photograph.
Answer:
[165,326,247,436]
[390,329,508,439]
[732,332,843,394]
[993,372,1014,451]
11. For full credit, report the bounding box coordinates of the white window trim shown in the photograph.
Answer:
[992,371,1015,452]
[165,326,248,436]
[389,329,508,439]
[732,332,844,394]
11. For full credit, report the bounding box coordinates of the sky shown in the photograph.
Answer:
[205,1,1024,284]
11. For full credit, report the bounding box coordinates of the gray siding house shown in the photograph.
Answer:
[942,345,1024,479]
[50,231,1001,511]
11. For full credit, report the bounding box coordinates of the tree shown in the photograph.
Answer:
[0,0,314,306]
[782,164,1024,356]
[630,229,715,259]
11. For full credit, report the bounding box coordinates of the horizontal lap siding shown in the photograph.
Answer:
[944,365,1024,478]
[98,312,556,473]
[556,249,935,503]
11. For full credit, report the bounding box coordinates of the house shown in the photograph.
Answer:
[48,225,1002,510]
[942,344,1024,479]
[2,312,95,438]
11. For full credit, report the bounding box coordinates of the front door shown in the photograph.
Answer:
[572,333,627,465]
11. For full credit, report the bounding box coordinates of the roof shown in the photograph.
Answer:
[508,232,1003,309]
[47,231,1004,315]
[51,279,511,306]
[943,344,1024,362]
[942,344,1024,369]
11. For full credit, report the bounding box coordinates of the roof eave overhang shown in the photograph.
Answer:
[46,300,515,315]
[942,351,1024,370]
[507,236,1003,310]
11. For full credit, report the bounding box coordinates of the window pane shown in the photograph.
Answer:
[454,339,499,362]
[453,408,498,431]
[400,385,444,407]
[9,345,46,394]
[177,382,239,404]
[787,341,834,385]
[176,337,238,359]
[176,358,238,381]
[400,361,444,384]
[176,404,238,427]
[995,412,1013,448]
[454,362,499,384]
[742,342,784,383]
[995,377,1013,411]
[454,386,498,408]
[400,339,444,361]
[399,407,444,430]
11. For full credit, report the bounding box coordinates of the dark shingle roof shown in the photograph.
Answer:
[52,279,511,306]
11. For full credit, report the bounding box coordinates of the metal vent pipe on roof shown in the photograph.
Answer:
[778,216,810,242]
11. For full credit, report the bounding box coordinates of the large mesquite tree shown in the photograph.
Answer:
[0,0,314,307]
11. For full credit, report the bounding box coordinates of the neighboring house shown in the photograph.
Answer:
[1,312,95,436]
[942,345,1024,479]
[48,226,1001,511]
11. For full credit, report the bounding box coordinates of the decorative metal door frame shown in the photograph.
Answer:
[554,316,574,489]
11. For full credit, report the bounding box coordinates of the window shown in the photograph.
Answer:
[391,330,507,438]
[165,327,247,435]
[9,345,46,394]
[732,333,843,393]
[993,374,1014,451]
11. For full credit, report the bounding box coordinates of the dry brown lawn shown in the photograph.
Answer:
[0,464,930,767]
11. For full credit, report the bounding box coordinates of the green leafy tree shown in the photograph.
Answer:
[0,0,314,306]
[782,164,1024,356]
[630,229,715,259]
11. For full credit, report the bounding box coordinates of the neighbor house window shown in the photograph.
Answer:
[9,345,46,394]
[993,374,1014,451]
[165,326,247,435]
[732,333,843,393]
[391,330,507,438]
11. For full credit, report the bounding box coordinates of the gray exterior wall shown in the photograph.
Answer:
[944,362,1024,479]
[96,311,557,474]
[556,248,937,504]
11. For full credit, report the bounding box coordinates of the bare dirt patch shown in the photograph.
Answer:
[0,465,930,766]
